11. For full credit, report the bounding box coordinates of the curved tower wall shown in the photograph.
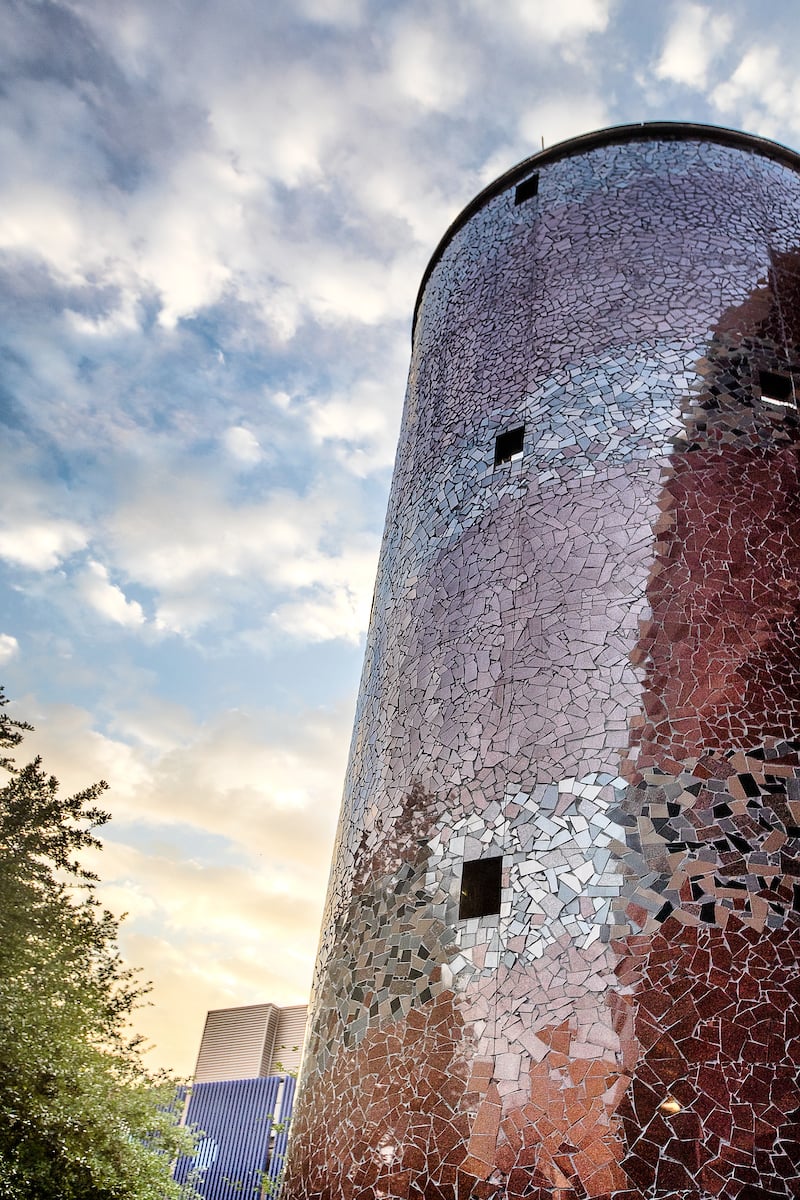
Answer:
[285,127,800,1199]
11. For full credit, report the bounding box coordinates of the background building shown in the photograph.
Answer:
[175,1003,307,1200]
[284,124,800,1200]
[194,1003,307,1083]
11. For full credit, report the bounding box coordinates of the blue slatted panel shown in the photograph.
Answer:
[174,1074,292,1200]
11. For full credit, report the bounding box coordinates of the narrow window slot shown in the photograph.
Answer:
[758,368,795,407]
[459,856,503,920]
[514,174,539,205]
[494,425,525,466]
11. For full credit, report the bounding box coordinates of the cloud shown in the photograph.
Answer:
[0,444,89,575]
[1,13,424,340]
[517,94,614,158]
[205,65,340,190]
[0,519,85,571]
[654,3,733,89]
[711,43,800,140]
[464,0,611,45]
[296,362,406,475]
[0,634,19,664]
[0,0,620,352]
[18,695,350,875]
[77,560,146,629]
[94,847,327,1073]
[91,840,323,944]
[222,425,262,466]
[299,0,367,26]
[271,583,371,646]
[14,698,151,802]
[388,20,472,113]
[101,463,380,641]
[0,461,88,570]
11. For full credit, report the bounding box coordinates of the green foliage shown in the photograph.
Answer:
[0,690,198,1199]
[271,1044,299,1080]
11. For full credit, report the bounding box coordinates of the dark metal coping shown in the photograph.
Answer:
[412,121,800,339]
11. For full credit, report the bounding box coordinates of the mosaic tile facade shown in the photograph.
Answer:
[284,126,800,1199]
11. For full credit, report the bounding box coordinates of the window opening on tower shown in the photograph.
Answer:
[494,425,525,466]
[757,368,796,407]
[459,856,503,920]
[514,173,539,205]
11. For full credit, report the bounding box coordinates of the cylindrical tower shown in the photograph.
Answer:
[285,124,800,1200]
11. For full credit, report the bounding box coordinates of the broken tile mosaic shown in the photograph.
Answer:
[284,124,800,1200]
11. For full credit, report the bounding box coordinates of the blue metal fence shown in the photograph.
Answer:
[174,1074,294,1199]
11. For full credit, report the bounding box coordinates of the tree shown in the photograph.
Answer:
[0,689,198,1199]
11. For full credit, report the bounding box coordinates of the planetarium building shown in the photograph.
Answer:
[284,124,800,1199]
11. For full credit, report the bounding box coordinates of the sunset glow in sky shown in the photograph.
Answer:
[2,0,800,1074]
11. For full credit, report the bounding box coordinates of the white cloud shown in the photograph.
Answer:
[711,44,800,139]
[20,697,350,873]
[77,560,146,629]
[103,465,380,641]
[132,151,244,328]
[0,0,618,353]
[66,293,142,338]
[0,182,83,274]
[152,593,228,638]
[467,0,611,45]
[77,842,323,1071]
[299,0,366,26]
[389,22,471,113]
[271,584,370,645]
[0,634,19,664]
[0,0,619,362]
[206,67,337,189]
[222,425,262,466]
[655,3,733,89]
[0,518,87,571]
[519,94,613,153]
[91,841,322,943]
[358,163,456,249]
[298,364,405,474]
[302,252,413,326]
[16,700,151,805]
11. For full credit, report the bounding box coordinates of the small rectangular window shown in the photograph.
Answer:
[459,856,502,920]
[514,174,539,205]
[758,369,795,407]
[494,425,525,466]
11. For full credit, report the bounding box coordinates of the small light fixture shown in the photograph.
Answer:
[659,1094,682,1115]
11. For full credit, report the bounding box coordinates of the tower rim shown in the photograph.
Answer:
[412,120,800,340]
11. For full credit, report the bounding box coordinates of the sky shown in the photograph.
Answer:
[2,0,800,1076]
